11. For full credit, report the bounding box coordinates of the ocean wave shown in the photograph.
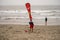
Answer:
[0,10,60,13]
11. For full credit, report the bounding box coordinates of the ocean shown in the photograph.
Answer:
[0,5,60,25]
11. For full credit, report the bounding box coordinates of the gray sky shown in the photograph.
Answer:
[0,0,60,5]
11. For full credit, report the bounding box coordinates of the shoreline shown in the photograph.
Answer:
[0,24,60,27]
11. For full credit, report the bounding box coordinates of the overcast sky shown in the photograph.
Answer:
[0,0,60,5]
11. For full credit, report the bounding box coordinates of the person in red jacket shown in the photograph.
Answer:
[29,21,34,32]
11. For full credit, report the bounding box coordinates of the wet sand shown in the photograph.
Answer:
[0,24,60,40]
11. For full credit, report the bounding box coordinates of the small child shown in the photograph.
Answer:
[29,21,34,32]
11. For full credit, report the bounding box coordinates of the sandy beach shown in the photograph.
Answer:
[0,24,60,40]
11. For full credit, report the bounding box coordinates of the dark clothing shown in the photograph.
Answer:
[29,21,34,29]
[29,21,33,24]
[45,17,47,22]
